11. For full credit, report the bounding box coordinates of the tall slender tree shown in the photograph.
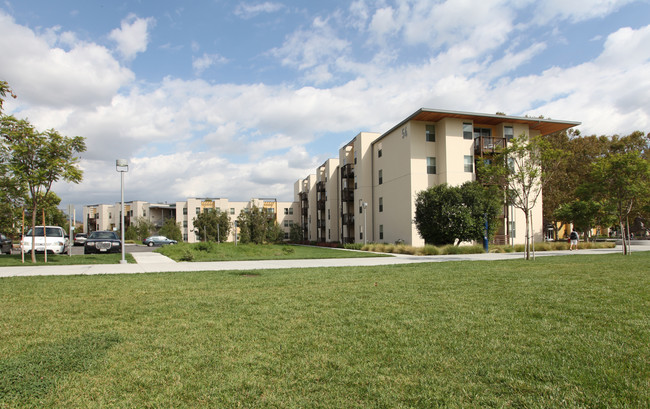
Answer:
[1,115,86,262]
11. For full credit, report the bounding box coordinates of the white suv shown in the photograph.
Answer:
[21,226,68,254]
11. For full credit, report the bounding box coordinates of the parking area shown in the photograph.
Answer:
[6,243,160,256]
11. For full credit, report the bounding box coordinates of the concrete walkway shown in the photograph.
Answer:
[0,244,644,279]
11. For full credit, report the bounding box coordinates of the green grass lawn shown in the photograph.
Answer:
[158,242,390,262]
[0,253,648,408]
[0,252,135,266]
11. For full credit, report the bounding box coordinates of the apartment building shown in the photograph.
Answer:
[296,108,580,246]
[84,197,298,243]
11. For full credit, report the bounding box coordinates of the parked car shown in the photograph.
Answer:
[21,226,68,254]
[74,233,88,246]
[143,236,178,247]
[0,233,12,254]
[84,231,122,254]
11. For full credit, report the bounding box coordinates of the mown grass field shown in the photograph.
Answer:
[157,242,390,262]
[0,253,648,408]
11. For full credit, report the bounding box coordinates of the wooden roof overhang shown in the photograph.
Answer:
[374,108,581,144]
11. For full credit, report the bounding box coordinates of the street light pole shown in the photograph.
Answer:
[363,202,368,245]
[116,159,128,264]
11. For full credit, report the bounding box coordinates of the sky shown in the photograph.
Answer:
[1,0,650,212]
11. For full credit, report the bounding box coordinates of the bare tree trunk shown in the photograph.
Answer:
[524,210,530,260]
[620,219,627,255]
[30,205,37,263]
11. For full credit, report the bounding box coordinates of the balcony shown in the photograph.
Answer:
[316,181,325,192]
[341,188,354,202]
[474,137,506,155]
[317,220,326,229]
[317,201,325,210]
[341,164,354,179]
[342,214,354,225]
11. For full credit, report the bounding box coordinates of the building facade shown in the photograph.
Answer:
[84,198,297,243]
[295,109,580,246]
[85,108,579,247]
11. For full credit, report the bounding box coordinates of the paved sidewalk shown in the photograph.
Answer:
[0,245,639,279]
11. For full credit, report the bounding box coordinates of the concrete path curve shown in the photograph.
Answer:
[0,244,643,279]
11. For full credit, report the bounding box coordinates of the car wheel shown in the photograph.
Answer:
[148,242,154,247]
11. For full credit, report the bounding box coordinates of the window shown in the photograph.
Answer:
[195,207,200,214]
[284,220,289,227]
[426,125,435,142]
[328,229,331,240]
[379,225,384,240]
[354,151,357,164]
[183,221,187,228]
[355,175,358,189]
[230,208,235,215]
[143,210,146,217]
[379,169,383,185]
[284,233,289,239]
[474,127,491,139]
[427,157,436,174]
[379,197,383,212]
[463,123,473,140]
[289,208,293,215]
[328,209,330,220]
[464,156,474,172]
[504,126,514,141]
[183,208,187,215]
[378,148,382,158]
[284,208,289,215]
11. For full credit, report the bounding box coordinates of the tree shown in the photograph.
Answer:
[480,133,564,259]
[193,209,230,242]
[133,217,155,242]
[585,151,650,255]
[413,182,502,246]
[159,217,183,242]
[236,206,279,244]
[0,115,86,262]
[0,80,16,112]
[289,223,303,243]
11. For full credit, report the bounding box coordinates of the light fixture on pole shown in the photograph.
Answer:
[116,159,128,264]
[363,202,368,245]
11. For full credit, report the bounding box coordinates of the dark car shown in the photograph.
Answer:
[0,234,12,254]
[74,233,88,246]
[143,235,177,247]
[84,231,122,254]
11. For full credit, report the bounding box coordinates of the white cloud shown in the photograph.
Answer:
[192,53,229,75]
[108,13,155,60]
[234,2,285,19]
[4,3,650,210]
[0,11,134,108]
[269,16,350,82]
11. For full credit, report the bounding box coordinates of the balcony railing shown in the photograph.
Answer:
[341,188,354,202]
[474,137,506,155]
[342,214,354,225]
[316,182,325,192]
[341,164,354,179]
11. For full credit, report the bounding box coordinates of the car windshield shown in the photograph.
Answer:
[25,227,63,237]
[89,232,118,240]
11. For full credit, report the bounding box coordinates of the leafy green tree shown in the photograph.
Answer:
[479,133,565,259]
[0,80,15,112]
[236,206,280,244]
[133,217,155,242]
[414,182,501,246]
[289,223,303,243]
[125,225,139,241]
[585,151,650,255]
[159,217,183,242]
[266,221,285,243]
[193,209,230,242]
[458,181,503,243]
[542,130,610,239]
[1,115,86,262]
